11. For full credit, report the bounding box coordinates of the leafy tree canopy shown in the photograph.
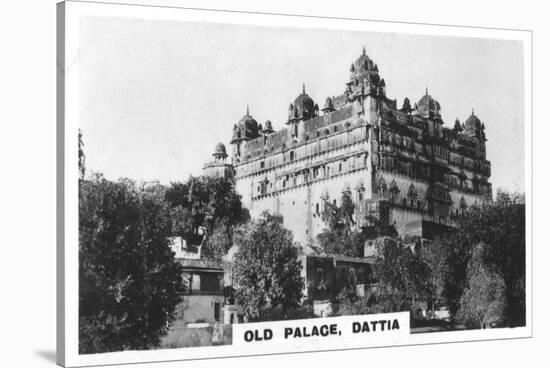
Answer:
[79,174,183,353]
[452,189,525,327]
[372,238,431,313]
[317,192,367,256]
[458,243,506,329]
[232,213,304,321]
[418,189,525,326]
[164,176,249,260]
[78,129,85,179]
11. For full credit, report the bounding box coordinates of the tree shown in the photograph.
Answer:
[79,175,183,353]
[320,191,355,234]
[78,129,85,179]
[371,238,430,313]
[420,239,456,315]
[334,287,373,316]
[164,176,249,260]
[418,190,525,326]
[458,244,506,329]
[317,192,366,256]
[231,213,304,321]
[202,219,233,260]
[453,190,525,327]
[164,181,189,209]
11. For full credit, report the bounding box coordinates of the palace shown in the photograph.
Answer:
[204,47,492,248]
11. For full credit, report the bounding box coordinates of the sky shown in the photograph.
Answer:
[79,16,525,193]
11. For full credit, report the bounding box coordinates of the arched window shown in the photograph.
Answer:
[290,151,295,161]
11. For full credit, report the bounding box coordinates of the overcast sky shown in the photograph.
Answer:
[79,16,525,192]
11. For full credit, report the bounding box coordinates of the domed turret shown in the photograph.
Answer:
[203,142,233,179]
[262,120,274,134]
[288,84,318,122]
[352,47,375,73]
[213,142,227,158]
[347,47,383,98]
[417,88,441,119]
[322,96,335,114]
[453,118,463,133]
[464,109,486,141]
[231,105,260,143]
[464,109,482,131]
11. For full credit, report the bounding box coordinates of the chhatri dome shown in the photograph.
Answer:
[237,105,259,136]
[350,46,376,73]
[288,84,318,122]
[213,142,227,158]
[203,142,233,179]
[417,87,441,118]
[463,109,486,141]
[418,88,441,111]
[465,109,482,131]
[231,105,260,142]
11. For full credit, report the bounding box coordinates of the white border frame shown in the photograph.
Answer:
[57,1,533,366]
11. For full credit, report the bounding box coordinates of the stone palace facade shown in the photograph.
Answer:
[204,47,492,248]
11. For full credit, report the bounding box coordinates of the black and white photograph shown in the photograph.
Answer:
[54,1,533,366]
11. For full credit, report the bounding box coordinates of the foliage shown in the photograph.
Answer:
[321,191,355,231]
[164,181,190,209]
[416,189,525,326]
[372,238,431,313]
[317,230,368,257]
[317,192,367,256]
[458,244,506,329]
[79,175,183,353]
[232,213,304,321]
[452,189,525,327]
[321,188,524,329]
[419,238,463,316]
[334,237,430,316]
[261,306,316,321]
[164,176,249,260]
[78,129,85,179]
[333,287,373,316]
[495,188,525,206]
[202,219,233,260]
[169,205,195,241]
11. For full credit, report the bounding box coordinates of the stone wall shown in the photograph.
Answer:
[178,294,225,324]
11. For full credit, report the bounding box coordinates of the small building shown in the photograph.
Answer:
[169,236,226,324]
[178,258,225,324]
[301,253,376,317]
